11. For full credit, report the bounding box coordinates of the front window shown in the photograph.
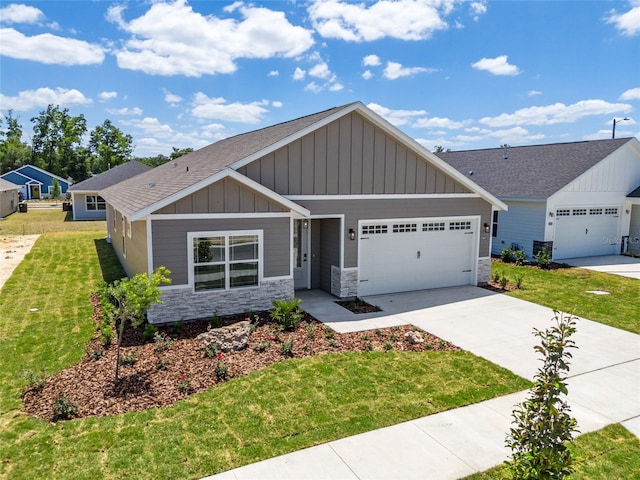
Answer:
[86,195,106,211]
[193,234,259,291]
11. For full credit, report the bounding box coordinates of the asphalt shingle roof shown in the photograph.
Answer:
[0,178,19,192]
[101,103,356,218]
[437,138,634,199]
[68,161,151,192]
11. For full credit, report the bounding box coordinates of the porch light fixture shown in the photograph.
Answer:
[349,228,356,241]
[302,219,309,229]
[483,222,490,234]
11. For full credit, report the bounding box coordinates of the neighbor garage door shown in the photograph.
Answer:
[553,207,620,259]
[358,217,477,296]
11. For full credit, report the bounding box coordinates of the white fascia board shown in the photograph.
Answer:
[68,190,98,195]
[228,103,361,172]
[354,105,508,211]
[130,168,309,221]
[150,212,292,220]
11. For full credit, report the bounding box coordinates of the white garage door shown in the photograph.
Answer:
[358,218,477,296]
[553,207,620,259]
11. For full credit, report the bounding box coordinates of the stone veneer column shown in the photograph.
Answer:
[331,265,359,298]
[147,278,294,324]
[477,257,491,284]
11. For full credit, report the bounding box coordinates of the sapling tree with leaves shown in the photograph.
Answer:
[102,266,171,384]
[505,310,579,479]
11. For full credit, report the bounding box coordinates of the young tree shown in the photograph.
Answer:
[505,311,579,479]
[51,178,61,199]
[102,267,171,384]
[89,119,134,172]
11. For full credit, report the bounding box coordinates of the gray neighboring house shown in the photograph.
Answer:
[0,178,19,218]
[438,137,640,260]
[67,161,151,220]
[101,102,506,324]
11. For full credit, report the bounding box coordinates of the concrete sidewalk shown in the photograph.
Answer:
[206,287,640,480]
[565,254,640,280]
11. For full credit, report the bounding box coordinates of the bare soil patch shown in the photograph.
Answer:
[0,234,39,290]
[22,295,459,422]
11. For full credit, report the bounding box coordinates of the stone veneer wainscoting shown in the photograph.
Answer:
[331,266,359,299]
[477,257,491,284]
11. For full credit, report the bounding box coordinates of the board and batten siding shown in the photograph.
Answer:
[154,177,287,215]
[315,218,341,292]
[151,217,291,285]
[629,205,640,255]
[297,197,492,268]
[237,112,471,196]
[492,201,546,258]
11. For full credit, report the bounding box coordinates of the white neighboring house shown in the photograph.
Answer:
[438,137,640,260]
[67,161,151,220]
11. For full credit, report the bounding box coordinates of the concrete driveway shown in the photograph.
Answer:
[565,255,640,279]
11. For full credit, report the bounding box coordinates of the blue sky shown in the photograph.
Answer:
[1,0,639,157]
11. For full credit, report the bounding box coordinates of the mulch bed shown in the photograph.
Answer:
[21,294,459,422]
[335,297,381,313]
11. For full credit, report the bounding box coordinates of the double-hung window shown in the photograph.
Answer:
[192,232,260,291]
[86,195,106,211]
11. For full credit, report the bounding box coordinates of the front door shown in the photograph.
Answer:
[293,219,310,289]
[29,184,41,199]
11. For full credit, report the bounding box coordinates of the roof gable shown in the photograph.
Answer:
[0,178,19,192]
[12,164,71,186]
[437,138,636,199]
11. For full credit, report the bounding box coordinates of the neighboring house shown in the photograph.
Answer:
[437,138,640,260]
[101,102,506,324]
[67,161,151,220]
[0,178,19,218]
[0,164,70,200]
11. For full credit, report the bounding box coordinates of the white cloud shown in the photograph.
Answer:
[0,28,105,65]
[383,61,430,80]
[412,116,466,129]
[0,87,92,111]
[329,82,344,92]
[309,62,331,79]
[454,126,545,144]
[479,99,632,127]
[98,91,118,101]
[304,82,322,93]
[362,70,373,80]
[472,55,520,76]
[0,4,44,24]
[271,101,283,108]
[362,54,381,66]
[268,70,279,77]
[106,107,143,116]
[620,87,640,101]
[191,94,269,123]
[606,4,640,36]
[163,90,183,104]
[107,1,314,77]
[308,0,453,42]
[528,90,542,97]
[469,1,487,20]
[293,67,306,80]
[366,102,427,127]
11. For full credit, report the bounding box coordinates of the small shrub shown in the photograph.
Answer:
[87,347,104,361]
[437,340,448,349]
[389,334,398,341]
[210,311,220,329]
[305,321,316,339]
[215,359,229,382]
[375,329,383,336]
[99,324,114,347]
[270,298,304,331]
[154,356,168,370]
[21,370,45,391]
[204,344,219,358]
[118,351,137,366]
[281,339,294,357]
[499,275,509,289]
[143,323,158,341]
[52,395,78,421]
[328,339,339,348]
[513,248,526,266]
[492,270,501,283]
[153,331,174,352]
[324,326,335,339]
[383,341,393,351]
[501,247,515,263]
[362,332,371,341]
[178,374,192,394]
[255,341,271,352]
[171,320,184,335]
[423,343,433,351]
[534,247,551,270]
[514,273,524,289]
[363,342,373,352]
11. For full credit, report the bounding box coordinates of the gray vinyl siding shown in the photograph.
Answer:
[72,193,107,220]
[151,217,290,285]
[154,177,287,215]
[629,205,640,255]
[298,197,492,267]
[237,112,471,196]
[492,201,546,258]
[109,208,147,277]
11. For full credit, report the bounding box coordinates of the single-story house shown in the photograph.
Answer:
[0,178,19,218]
[101,102,506,324]
[437,137,640,260]
[0,164,70,200]
[67,161,151,220]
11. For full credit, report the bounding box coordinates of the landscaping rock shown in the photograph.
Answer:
[405,330,424,344]
[197,321,251,352]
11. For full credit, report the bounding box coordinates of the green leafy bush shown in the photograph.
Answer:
[513,248,526,266]
[534,247,551,269]
[270,298,303,331]
[501,247,515,263]
[281,339,294,357]
[52,395,78,421]
[143,323,158,341]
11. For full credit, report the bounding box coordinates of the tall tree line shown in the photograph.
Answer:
[0,105,185,183]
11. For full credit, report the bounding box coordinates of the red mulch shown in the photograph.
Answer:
[21,294,459,422]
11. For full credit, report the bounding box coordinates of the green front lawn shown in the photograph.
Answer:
[0,208,105,234]
[0,230,530,479]
[491,261,640,334]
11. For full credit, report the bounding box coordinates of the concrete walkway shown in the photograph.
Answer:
[206,287,640,480]
[565,254,640,280]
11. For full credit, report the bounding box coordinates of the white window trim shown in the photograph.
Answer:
[127,219,132,239]
[86,194,106,211]
[187,230,263,293]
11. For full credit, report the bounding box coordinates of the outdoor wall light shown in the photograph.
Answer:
[483,222,490,234]
[349,228,356,240]
[302,219,309,229]
[549,212,554,217]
